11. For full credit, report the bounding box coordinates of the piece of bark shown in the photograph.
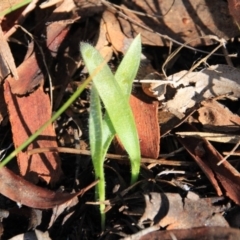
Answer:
[4,81,62,184]
[115,89,160,159]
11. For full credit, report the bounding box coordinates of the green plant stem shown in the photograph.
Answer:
[96,161,105,230]
[89,84,106,228]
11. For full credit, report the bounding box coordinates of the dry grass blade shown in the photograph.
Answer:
[176,132,240,144]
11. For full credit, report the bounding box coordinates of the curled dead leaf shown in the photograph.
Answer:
[0,166,95,209]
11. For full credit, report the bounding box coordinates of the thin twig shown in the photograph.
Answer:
[26,147,195,166]
[102,0,174,19]
[218,141,240,166]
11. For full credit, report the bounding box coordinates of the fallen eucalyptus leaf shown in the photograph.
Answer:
[0,167,95,209]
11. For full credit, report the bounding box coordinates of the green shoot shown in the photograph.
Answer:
[89,84,105,229]
[80,35,141,229]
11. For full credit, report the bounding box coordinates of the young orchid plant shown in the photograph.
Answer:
[80,35,142,229]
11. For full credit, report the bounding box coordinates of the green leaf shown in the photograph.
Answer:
[89,85,103,176]
[101,34,142,182]
[80,40,141,183]
[89,84,105,229]
[115,34,142,98]
[101,34,142,152]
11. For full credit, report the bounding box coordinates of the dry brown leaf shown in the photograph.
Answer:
[4,82,62,184]
[198,100,240,132]
[118,0,238,47]
[6,53,43,95]
[102,10,131,54]
[130,91,160,159]
[0,166,86,209]
[3,1,80,184]
[74,0,104,18]
[95,10,113,62]
[48,194,79,228]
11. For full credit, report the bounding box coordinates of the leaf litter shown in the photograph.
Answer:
[0,0,240,239]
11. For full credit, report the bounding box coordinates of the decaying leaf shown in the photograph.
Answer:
[3,0,79,184]
[176,132,240,144]
[129,91,160,159]
[163,64,240,118]
[95,10,113,62]
[139,192,228,229]
[48,194,79,228]
[102,10,132,54]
